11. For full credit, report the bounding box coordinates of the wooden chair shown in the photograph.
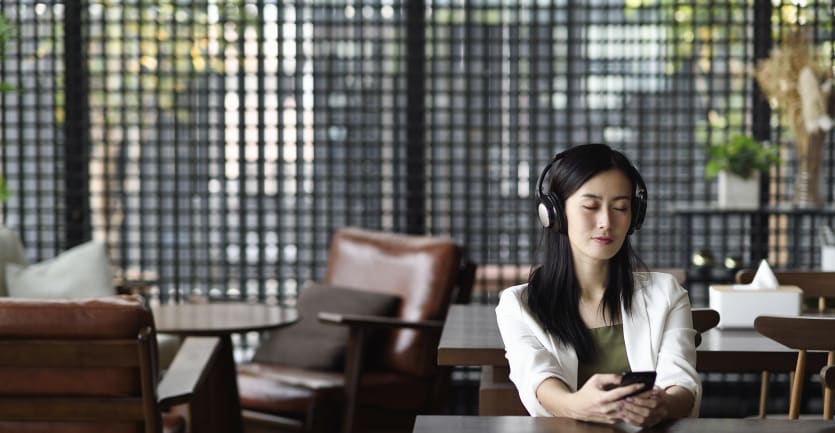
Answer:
[692,308,720,347]
[237,227,476,433]
[736,269,835,417]
[820,365,835,419]
[754,315,835,420]
[0,295,220,433]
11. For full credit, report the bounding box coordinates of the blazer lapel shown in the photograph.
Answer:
[621,288,655,371]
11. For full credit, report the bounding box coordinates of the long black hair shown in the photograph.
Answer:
[527,143,647,362]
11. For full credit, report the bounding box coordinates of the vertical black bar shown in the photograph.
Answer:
[752,0,772,196]
[64,0,90,248]
[751,0,772,261]
[256,0,266,301]
[405,0,425,234]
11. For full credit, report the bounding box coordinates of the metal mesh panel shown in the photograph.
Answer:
[0,2,65,257]
[80,0,409,303]
[0,1,834,306]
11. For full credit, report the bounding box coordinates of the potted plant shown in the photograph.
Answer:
[705,134,780,209]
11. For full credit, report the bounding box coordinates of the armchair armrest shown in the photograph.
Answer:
[157,336,220,408]
[317,311,446,432]
[318,312,443,330]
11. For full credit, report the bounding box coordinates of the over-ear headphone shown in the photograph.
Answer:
[536,149,648,235]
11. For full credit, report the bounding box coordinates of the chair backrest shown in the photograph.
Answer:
[0,296,161,433]
[692,308,720,347]
[324,227,471,377]
[736,269,835,313]
[824,365,835,390]
[822,365,835,420]
[754,315,835,419]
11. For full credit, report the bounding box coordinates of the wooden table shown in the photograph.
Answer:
[152,303,298,433]
[437,304,504,366]
[413,416,835,433]
[438,304,830,416]
[438,304,829,372]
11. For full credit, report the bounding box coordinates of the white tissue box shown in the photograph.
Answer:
[822,246,835,271]
[708,285,803,328]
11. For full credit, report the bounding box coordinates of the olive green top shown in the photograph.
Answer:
[577,323,630,388]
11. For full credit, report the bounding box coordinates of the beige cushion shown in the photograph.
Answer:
[6,241,113,299]
[0,226,29,297]
[253,282,400,370]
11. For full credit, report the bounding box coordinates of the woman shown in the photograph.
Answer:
[496,143,700,426]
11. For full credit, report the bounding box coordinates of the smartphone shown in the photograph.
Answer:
[619,371,656,397]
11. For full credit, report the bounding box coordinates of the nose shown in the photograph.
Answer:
[597,209,612,229]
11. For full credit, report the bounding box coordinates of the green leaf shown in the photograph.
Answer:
[0,176,9,203]
[705,134,780,180]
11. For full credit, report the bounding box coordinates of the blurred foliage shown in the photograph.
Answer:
[88,1,259,124]
[705,134,781,180]
[0,14,13,202]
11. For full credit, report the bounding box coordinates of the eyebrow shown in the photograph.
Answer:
[579,193,631,201]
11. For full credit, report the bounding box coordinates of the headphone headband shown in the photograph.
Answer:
[536,147,647,234]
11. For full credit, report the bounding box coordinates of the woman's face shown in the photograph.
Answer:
[564,169,633,265]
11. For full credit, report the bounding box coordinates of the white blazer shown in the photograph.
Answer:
[495,272,701,417]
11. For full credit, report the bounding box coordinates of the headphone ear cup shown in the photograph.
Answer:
[537,194,556,228]
[629,188,648,234]
[538,193,567,233]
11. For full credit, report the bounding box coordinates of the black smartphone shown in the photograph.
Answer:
[619,371,656,397]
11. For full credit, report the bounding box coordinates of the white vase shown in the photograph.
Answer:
[717,171,760,209]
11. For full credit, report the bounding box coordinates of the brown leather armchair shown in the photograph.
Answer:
[238,227,476,433]
[0,295,220,433]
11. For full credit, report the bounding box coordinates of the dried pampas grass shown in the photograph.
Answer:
[754,30,832,157]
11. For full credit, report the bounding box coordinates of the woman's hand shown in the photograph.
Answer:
[554,374,650,424]
[617,386,668,427]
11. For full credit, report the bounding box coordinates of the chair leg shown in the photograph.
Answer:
[758,371,769,418]
[789,351,806,420]
[825,352,835,420]
[341,327,368,433]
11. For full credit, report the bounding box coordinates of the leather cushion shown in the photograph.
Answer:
[0,296,158,397]
[238,363,335,416]
[252,282,400,370]
[237,362,430,416]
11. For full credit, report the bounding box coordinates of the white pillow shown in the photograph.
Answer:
[6,240,114,299]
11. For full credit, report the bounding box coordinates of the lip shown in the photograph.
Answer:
[592,237,613,245]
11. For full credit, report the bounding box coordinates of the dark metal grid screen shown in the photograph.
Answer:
[0,2,65,257]
[1,1,834,305]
